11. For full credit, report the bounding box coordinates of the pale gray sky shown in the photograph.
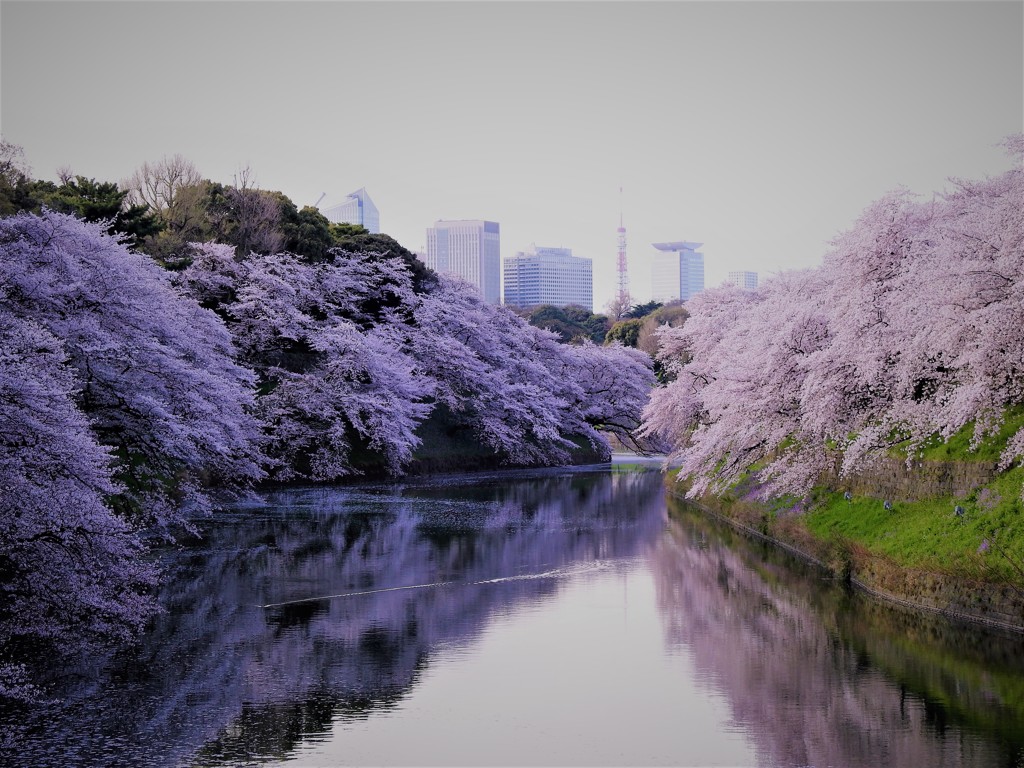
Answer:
[2,1,1021,310]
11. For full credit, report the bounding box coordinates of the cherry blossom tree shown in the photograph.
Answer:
[409,275,578,463]
[552,340,658,453]
[0,195,656,701]
[889,138,1024,470]
[411,275,655,463]
[260,324,432,479]
[0,313,157,700]
[643,135,1024,500]
[172,241,243,310]
[642,278,832,496]
[641,285,759,489]
[177,246,433,480]
[0,211,264,528]
[178,250,656,475]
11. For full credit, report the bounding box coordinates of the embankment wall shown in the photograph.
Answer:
[668,459,1024,633]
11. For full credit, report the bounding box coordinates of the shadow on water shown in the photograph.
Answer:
[654,494,1024,768]
[1,466,667,768]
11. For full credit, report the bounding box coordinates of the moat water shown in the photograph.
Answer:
[3,462,1024,767]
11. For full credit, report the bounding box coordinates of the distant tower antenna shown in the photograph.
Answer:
[616,186,631,313]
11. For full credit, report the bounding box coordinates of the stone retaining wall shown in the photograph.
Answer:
[849,549,1024,633]
[827,456,999,502]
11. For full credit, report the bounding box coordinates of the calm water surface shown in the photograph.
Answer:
[3,463,1024,767]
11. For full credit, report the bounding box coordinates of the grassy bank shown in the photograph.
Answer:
[667,415,1024,630]
[803,466,1024,583]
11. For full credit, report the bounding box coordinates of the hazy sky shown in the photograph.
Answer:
[2,1,1021,310]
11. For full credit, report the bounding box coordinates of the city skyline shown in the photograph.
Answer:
[336,188,716,310]
[2,2,1020,310]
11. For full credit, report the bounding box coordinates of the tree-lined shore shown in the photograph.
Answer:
[642,136,1024,625]
[2,135,1023,701]
[0,146,654,700]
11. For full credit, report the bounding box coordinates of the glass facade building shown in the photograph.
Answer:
[424,220,501,304]
[321,188,380,233]
[503,245,593,311]
[651,242,705,302]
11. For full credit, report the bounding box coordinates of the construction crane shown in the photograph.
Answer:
[312,192,326,208]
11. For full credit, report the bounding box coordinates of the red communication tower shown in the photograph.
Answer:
[616,187,631,312]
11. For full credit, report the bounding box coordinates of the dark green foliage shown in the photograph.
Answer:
[293,206,336,261]
[44,176,162,245]
[624,300,662,319]
[47,176,124,220]
[275,195,335,262]
[521,304,610,344]
[605,318,643,347]
[0,143,165,248]
[606,301,688,354]
[4,147,433,305]
[0,177,53,217]
[330,221,369,239]
[0,168,162,247]
[277,206,373,264]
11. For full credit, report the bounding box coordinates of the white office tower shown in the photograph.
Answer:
[651,241,705,302]
[425,220,501,304]
[727,271,759,290]
[503,245,593,311]
[320,188,380,233]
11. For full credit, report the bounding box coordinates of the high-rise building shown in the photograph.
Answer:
[503,245,593,311]
[651,242,704,302]
[727,271,759,290]
[424,220,501,304]
[320,188,380,233]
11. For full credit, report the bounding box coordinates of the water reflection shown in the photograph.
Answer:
[653,496,1024,768]
[2,467,667,767]
[4,467,1024,767]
